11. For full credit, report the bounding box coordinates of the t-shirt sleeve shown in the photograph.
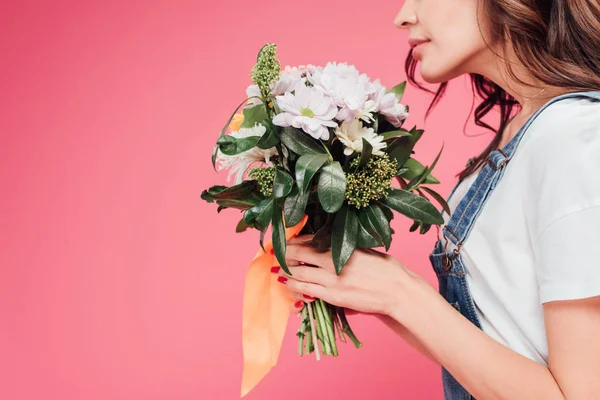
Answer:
[534,206,600,304]
[523,99,600,304]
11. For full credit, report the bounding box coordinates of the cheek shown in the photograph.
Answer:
[419,33,486,82]
[417,0,487,81]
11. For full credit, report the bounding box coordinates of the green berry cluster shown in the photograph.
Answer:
[249,167,275,197]
[250,43,281,99]
[345,154,398,209]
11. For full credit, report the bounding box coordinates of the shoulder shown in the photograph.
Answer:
[523,96,600,151]
[519,95,600,168]
[518,96,600,238]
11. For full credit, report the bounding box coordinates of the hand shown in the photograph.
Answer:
[271,234,421,318]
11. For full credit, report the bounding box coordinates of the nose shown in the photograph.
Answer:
[394,0,418,29]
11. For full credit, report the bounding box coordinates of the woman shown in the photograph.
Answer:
[272,1,600,399]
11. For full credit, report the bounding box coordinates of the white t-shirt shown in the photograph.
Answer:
[439,96,600,366]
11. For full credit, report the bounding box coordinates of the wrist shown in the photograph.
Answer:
[385,266,435,324]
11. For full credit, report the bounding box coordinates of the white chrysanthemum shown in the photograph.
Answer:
[307,62,376,124]
[244,67,310,108]
[334,119,387,156]
[215,123,278,185]
[272,83,338,140]
[369,81,409,128]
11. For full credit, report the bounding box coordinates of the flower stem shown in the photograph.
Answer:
[333,307,347,343]
[298,306,308,356]
[305,321,313,355]
[338,307,363,348]
[317,299,338,356]
[306,302,321,360]
[314,303,331,356]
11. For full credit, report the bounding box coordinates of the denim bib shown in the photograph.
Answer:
[428,90,600,400]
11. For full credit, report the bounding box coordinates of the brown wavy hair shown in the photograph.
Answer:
[405,0,600,182]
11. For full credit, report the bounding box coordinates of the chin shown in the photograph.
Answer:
[419,59,462,84]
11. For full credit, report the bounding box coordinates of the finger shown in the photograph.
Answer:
[280,277,338,305]
[285,285,318,304]
[285,243,334,272]
[279,265,337,287]
[271,258,303,270]
[291,299,305,313]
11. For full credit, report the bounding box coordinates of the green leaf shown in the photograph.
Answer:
[381,188,444,225]
[256,122,280,149]
[295,154,329,193]
[357,208,383,248]
[212,97,257,171]
[272,203,291,275]
[406,166,430,190]
[240,104,268,129]
[280,127,327,155]
[409,220,420,232]
[217,135,261,156]
[421,187,451,216]
[364,204,392,251]
[201,182,263,211]
[356,138,373,170]
[400,158,440,184]
[243,198,274,229]
[200,181,258,201]
[208,197,262,211]
[420,223,432,234]
[273,169,293,198]
[386,126,424,169]
[406,143,444,189]
[386,81,407,102]
[259,225,268,253]
[236,218,252,233]
[317,161,346,213]
[357,222,382,248]
[380,129,412,141]
[331,204,359,274]
[284,185,310,227]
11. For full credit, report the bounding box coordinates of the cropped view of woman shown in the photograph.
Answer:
[274,1,600,399]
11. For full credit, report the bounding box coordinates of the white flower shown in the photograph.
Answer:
[334,119,387,156]
[272,83,338,140]
[215,123,277,185]
[244,66,311,108]
[245,84,263,107]
[369,81,409,128]
[308,62,376,124]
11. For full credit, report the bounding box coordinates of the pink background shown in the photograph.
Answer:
[1,1,495,399]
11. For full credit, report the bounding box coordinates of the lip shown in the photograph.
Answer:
[408,38,431,49]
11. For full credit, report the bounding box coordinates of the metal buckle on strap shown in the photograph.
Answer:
[442,225,463,271]
[487,148,509,171]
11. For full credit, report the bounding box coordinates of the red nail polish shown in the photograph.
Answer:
[269,248,275,255]
[303,294,316,300]
[277,276,287,284]
[294,300,304,308]
[270,266,280,273]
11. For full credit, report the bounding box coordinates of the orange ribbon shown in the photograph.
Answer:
[240,214,309,397]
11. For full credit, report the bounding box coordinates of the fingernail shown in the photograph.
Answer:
[277,276,288,284]
[270,266,280,273]
[269,248,275,255]
[303,294,316,300]
[294,300,304,308]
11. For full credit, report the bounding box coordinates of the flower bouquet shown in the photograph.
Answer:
[201,43,449,396]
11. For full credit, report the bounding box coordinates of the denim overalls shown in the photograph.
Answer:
[428,90,600,400]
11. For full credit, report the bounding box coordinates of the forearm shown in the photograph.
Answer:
[378,314,440,366]
[390,275,565,400]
